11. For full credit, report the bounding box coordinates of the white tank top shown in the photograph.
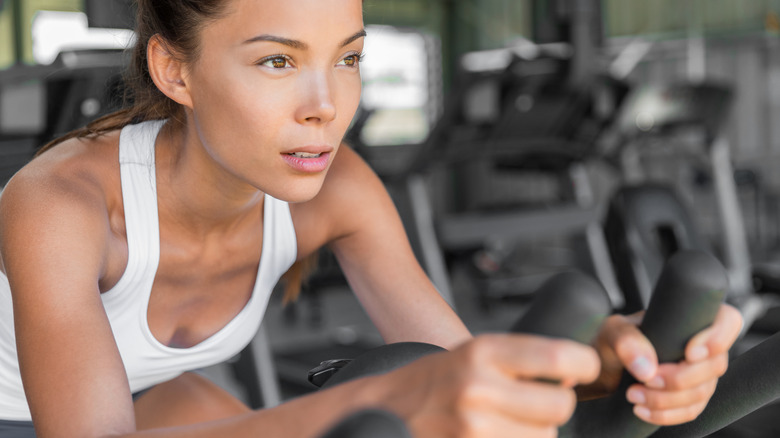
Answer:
[0,120,298,421]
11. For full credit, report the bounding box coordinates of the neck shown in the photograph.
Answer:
[154,121,265,238]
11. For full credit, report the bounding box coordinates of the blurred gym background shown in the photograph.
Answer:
[3,1,780,435]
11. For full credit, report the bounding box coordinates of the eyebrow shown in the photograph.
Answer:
[339,29,367,47]
[243,29,367,50]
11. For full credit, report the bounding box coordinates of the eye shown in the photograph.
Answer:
[338,52,364,68]
[258,55,294,69]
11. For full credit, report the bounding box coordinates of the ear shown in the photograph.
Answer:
[147,34,193,109]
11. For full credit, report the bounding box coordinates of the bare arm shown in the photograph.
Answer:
[0,168,135,437]
[124,335,599,438]
[295,145,471,350]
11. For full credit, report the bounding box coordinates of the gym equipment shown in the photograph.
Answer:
[509,270,611,343]
[314,269,611,390]
[84,0,135,29]
[307,344,444,438]
[601,83,760,313]
[599,81,780,436]
[0,49,126,139]
[0,1,132,185]
[0,48,125,185]
[378,48,629,311]
[600,81,780,367]
[560,250,726,437]
[310,250,780,438]
[318,342,445,389]
[604,184,710,313]
[652,330,780,438]
[348,8,634,312]
[308,268,611,437]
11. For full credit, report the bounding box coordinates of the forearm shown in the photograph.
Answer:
[115,374,393,438]
[331,238,471,350]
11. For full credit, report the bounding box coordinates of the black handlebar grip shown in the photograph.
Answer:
[510,271,612,344]
[639,250,728,363]
[561,250,728,438]
[321,342,446,389]
[317,272,610,438]
[652,330,780,438]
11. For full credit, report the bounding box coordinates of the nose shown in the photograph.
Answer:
[295,71,337,125]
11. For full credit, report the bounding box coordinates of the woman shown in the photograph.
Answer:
[0,0,742,437]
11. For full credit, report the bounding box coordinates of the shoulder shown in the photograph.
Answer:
[290,144,393,255]
[4,131,121,212]
[0,132,122,275]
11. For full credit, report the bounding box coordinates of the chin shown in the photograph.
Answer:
[267,179,325,204]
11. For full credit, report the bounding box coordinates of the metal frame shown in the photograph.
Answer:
[405,166,625,310]
[249,323,282,408]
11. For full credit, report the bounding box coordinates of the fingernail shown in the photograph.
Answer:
[627,388,646,404]
[634,405,651,420]
[688,345,709,362]
[646,376,665,389]
[630,356,654,381]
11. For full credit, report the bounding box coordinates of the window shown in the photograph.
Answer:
[0,0,84,68]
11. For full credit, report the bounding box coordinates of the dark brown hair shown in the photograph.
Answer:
[37,0,315,302]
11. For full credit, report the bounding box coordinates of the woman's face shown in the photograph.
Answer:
[183,0,364,202]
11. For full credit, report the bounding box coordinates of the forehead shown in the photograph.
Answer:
[211,0,364,45]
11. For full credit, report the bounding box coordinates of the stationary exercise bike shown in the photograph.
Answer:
[312,249,780,438]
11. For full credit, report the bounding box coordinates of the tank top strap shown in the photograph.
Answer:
[116,120,165,289]
[258,193,298,283]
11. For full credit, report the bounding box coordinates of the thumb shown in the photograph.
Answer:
[604,314,659,383]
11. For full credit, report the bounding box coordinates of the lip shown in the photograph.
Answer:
[282,145,334,155]
[281,147,333,173]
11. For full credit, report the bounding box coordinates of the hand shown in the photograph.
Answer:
[582,304,743,425]
[382,334,600,438]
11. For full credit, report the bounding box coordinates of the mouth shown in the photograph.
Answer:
[281,150,332,173]
[287,151,324,158]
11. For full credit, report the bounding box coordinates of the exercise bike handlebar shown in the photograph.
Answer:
[319,250,780,438]
[513,251,780,437]
[509,270,612,345]
[560,250,727,438]
[651,328,780,437]
[315,269,613,438]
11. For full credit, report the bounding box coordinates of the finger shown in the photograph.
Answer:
[633,399,710,426]
[483,378,577,426]
[601,314,658,382]
[650,353,729,391]
[685,304,743,362]
[627,379,717,411]
[471,334,600,385]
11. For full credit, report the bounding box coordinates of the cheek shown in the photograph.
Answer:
[196,75,285,129]
[335,76,363,130]
[191,81,288,153]
[191,56,274,112]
